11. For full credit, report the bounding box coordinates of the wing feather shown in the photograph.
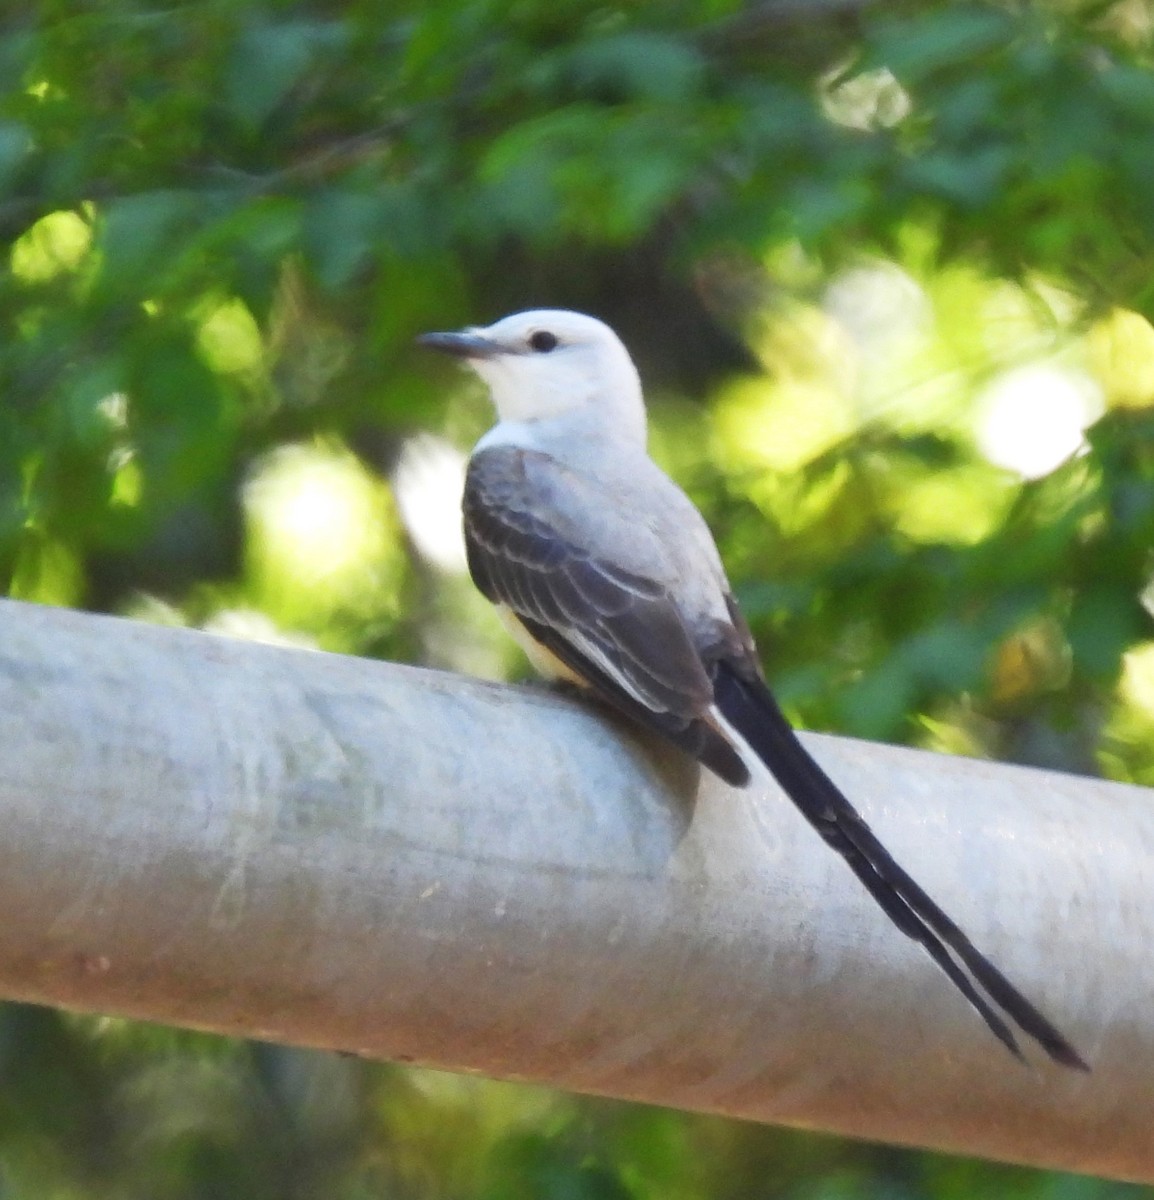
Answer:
[464,444,748,784]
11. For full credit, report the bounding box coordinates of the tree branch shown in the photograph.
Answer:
[699,0,888,50]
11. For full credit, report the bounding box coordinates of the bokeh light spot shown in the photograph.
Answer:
[392,435,468,574]
[976,365,1103,479]
[243,441,402,644]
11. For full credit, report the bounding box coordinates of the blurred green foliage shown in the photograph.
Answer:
[3,0,1154,1195]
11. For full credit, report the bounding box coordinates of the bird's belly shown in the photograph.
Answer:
[495,605,589,687]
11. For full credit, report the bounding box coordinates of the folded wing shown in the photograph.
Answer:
[464,445,750,784]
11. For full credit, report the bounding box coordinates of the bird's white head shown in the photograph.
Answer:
[418,309,647,445]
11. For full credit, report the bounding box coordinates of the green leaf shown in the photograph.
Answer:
[59,358,125,450]
[870,8,1014,83]
[904,620,987,692]
[558,32,705,103]
[901,145,1012,207]
[94,190,201,296]
[1099,63,1154,122]
[478,107,605,235]
[838,657,917,739]
[0,121,32,197]
[127,331,236,502]
[225,18,349,132]
[734,80,823,153]
[1068,587,1145,679]
[933,78,1000,140]
[304,189,385,289]
[480,107,606,180]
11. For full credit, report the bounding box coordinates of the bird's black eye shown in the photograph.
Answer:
[528,330,559,353]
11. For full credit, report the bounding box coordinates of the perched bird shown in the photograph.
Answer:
[418,309,1086,1070]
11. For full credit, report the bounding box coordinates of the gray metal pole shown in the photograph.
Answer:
[0,599,1145,1179]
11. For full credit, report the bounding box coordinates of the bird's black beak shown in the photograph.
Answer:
[416,331,502,359]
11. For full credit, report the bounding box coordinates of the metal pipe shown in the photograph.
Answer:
[0,599,1144,1179]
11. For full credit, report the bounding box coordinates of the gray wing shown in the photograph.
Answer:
[463,444,751,785]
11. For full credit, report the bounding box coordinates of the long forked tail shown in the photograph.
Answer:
[712,663,1088,1070]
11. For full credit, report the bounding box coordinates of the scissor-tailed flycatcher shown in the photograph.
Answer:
[419,309,1086,1070]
